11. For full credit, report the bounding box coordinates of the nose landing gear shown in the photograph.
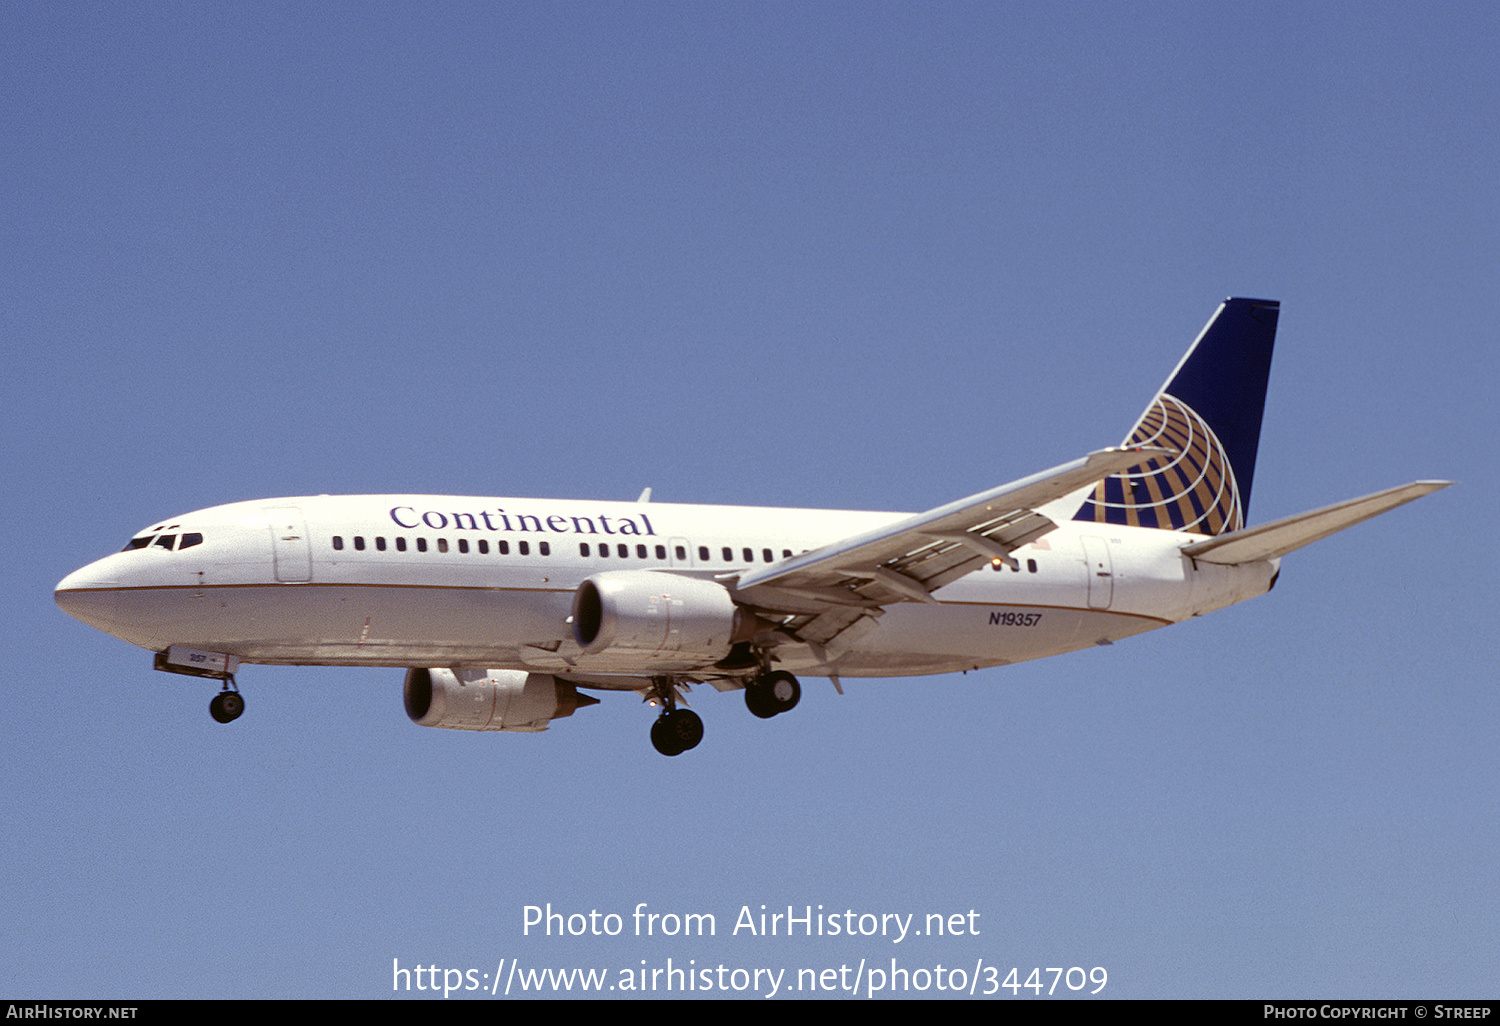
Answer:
[153,648,245,724]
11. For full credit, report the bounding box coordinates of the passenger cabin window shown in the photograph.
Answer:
[676,545,687,560]
[332,536,344,551]
[354,536,365,551]
[396,537,407,552]
[699,546,709,561]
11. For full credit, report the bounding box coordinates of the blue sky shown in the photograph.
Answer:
[4,2,1496,999]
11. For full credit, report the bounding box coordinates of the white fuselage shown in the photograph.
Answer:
[54,494,1278,688]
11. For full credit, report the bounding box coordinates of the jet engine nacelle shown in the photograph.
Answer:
[403,667,596,732]
[572,570,741,660]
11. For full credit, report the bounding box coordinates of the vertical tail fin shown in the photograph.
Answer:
[1072,297,1279,535]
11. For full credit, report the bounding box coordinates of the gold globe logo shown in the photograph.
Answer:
[1078,395,1243,536]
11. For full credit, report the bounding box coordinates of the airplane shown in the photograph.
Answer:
[55,298,1449,756]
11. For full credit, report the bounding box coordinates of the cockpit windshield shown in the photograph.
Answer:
[121,526,203,552]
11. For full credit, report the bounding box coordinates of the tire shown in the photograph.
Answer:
[763,671,800,713]
[210,691,244,723]
[745,682,777,719]
[665,708,703,751]
[651,715,683,756]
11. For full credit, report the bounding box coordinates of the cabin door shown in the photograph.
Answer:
[265,506,313,582]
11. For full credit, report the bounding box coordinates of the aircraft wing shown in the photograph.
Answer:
[1178,480,1451,565]
[730,448,1161,649]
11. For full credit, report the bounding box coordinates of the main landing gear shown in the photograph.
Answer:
[744,670,800,719]
[645,669,804,756]
[646,677,703,757]
[209,678,244,724]
[650,708,704,757]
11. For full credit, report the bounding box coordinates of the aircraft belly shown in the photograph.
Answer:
[839,600,1166,675]
[85,583,572,667]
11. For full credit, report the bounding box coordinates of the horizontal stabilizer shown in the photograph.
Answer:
[1179,481,1450,565]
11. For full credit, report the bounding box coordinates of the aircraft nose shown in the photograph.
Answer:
[55,558,123,627]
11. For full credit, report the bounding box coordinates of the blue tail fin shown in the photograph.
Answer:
[1072,297,1279,535]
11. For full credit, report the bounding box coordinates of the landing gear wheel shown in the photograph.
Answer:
[764,670,800,713]
[745,671,800,718]
[650,716,679,756]
[650,708,703,756]
[668,708,703,751]
[745,680,776,718]
[209,689,244,724]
